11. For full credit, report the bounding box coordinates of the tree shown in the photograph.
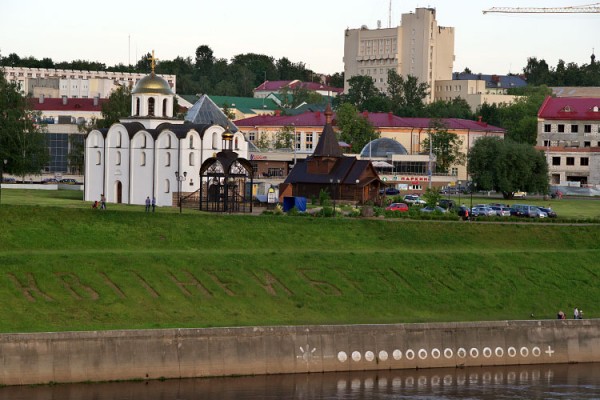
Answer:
[421,120,465,174]
[327,72,344,88]
[67,134,85,175]
[468,137,548,200]
[335,102,380,152]
[0,70,49,177]
[387,71,428,116]
[424,97,473,119]
[341,75,385,111]
[523,57,551,86]
[97,85,131,129]
[273,125,294,149]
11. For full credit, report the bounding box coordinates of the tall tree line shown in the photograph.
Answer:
[0,46,345,96]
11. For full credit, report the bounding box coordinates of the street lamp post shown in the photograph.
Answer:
[355,179,360,204]
[457,180,462,205]
[175,171,187,214]
[0,159,7,205]
[469,182,476,221]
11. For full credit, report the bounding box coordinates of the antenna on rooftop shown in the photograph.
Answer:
[389,0,392,27]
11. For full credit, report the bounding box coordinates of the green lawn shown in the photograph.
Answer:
[0,189,599,333]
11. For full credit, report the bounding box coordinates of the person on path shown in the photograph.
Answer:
[152,196,156,212]
[145,196,151,212]
[100,194,106,210]
[574,307,580,319]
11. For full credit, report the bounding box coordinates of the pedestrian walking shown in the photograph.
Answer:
[145,196,151,212]
[574,307,580,319]
[100,194,106,210]
[152,196,156,212]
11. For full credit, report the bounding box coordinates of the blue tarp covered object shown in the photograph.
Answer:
[283,196,307,212]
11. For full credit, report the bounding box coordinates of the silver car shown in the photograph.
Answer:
[471,206,496,217]
[489,206,511,217]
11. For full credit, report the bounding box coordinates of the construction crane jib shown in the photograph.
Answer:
[483,3,600,14]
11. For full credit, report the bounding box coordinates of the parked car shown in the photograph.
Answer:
[489,205,511,217]
[403,194,426,205]
[511,204,546,218]
[59,178,77,184]
[438,199,456,210]
[513,191,527,198]
[384,187,400,196]
[537,206,557,218]
[419,206,447,213]
[471,206,495,217]
[385,203,409,212]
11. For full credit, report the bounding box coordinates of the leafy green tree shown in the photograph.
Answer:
[468,137,548,199]
[97,85,131,129]
[327,72,344,88]
[424,98,473,119]
[273,125,294,149]
[0,70,49,177]
[387,70,428,116]
[422,188,442,208]
[421,120,465,173]
[221,103,236,120]
[523,57,551,86]
[335,102,380,152]
[67,134,85,174]
[341,75,386,111]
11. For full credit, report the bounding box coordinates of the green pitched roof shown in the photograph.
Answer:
[208,95,278,114]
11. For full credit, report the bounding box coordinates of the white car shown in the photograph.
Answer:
[403,195,426,205]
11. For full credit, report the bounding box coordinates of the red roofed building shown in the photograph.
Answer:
[236,111,504,183]
[536,96,600,187]
[254,80,343,99]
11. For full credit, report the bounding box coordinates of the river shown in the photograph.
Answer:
[2,363,599,399]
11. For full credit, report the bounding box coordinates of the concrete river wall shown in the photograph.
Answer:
[1,320,599,386]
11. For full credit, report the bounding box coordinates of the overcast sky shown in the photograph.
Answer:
[1,0,597,76]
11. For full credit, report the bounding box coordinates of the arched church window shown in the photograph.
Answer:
[165,179,170,193]
[189,153,195,166]
[165,152,171,167]
[162,99,168,116]
[96,151,101,165]
[189,136,194,149]
[235,137,239,150]
[116,132,122,148]
[141,134,146,148]
[166,135,171,149]
[141,151,146,166]
[116,151,121,165]
[148,97,155,116]
[136,98,140,116]
[212,132,218,149]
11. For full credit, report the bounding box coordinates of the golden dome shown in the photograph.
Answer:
[222,129,234,141]
[132,73,174,95]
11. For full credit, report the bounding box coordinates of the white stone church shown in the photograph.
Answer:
[84,69,248,207]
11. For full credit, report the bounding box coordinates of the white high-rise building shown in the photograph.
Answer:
[343,7,455,102]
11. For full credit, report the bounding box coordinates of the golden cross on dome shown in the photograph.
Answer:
[148,50,159,73]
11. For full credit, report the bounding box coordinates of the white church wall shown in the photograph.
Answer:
[130,131,155,206]
[155,131,179,207]
[84,130,105,203]
[105,126,130,204]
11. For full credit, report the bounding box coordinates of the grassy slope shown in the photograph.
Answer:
[0,190,599,333]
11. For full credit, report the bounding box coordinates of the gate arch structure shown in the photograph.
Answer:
[199,129,254,213]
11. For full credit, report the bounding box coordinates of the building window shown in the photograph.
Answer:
[451,167,458,176]
[141,151,146,166]
[189,136,194,149]
[566,157,575,166]
[543,140,550,147]
[584,141,591,147]
[249,131,255,141]
[165,179,170,193]
[116,132,122,148]
[162,99,168,116]
[116,151,121,165]
[558,124,565,133]
[571,124,578,133]
[165,152,171,167]
[189,153,194,166]
[306,133,313,150]
[135,98,140,116]
[235,137,239,150]
[580,157,589,166]
[96,151,101,165]
[141,134,146,148]
[148,97,155,116]
[166,135,171,149]
[552,157,561,166]
[544,124,551,133]
[584,124,592,133]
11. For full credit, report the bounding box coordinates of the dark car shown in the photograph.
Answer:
[59,178,77,184]
[438,199,456,210]
[384,187,400,196]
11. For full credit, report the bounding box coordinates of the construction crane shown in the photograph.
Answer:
[483,3,600,14]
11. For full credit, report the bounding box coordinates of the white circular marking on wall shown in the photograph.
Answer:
[508,347,517,357]
[483,347,492,358]
[444,348,453,359]
[520,347,529,357]
[532,347,541,357]
[338,351,348,362]
[365,351,375,362]
[393,349,402,360]
[405,349,415,360]
[431,348,441,359]
[469,348,479,358]
[352,351,362,362]
[418,349,428,360]
[457,348,467,358]
[495,347,504,357]
[379,350,388,361]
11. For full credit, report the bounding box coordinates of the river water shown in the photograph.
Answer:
[2,363,599,399]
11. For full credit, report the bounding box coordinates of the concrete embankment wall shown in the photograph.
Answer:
[1,320,599,386]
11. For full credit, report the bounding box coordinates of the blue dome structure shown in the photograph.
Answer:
[360,138,408,158]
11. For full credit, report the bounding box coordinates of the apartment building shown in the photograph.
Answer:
[343,7,454,102]
[536,96,600,187]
